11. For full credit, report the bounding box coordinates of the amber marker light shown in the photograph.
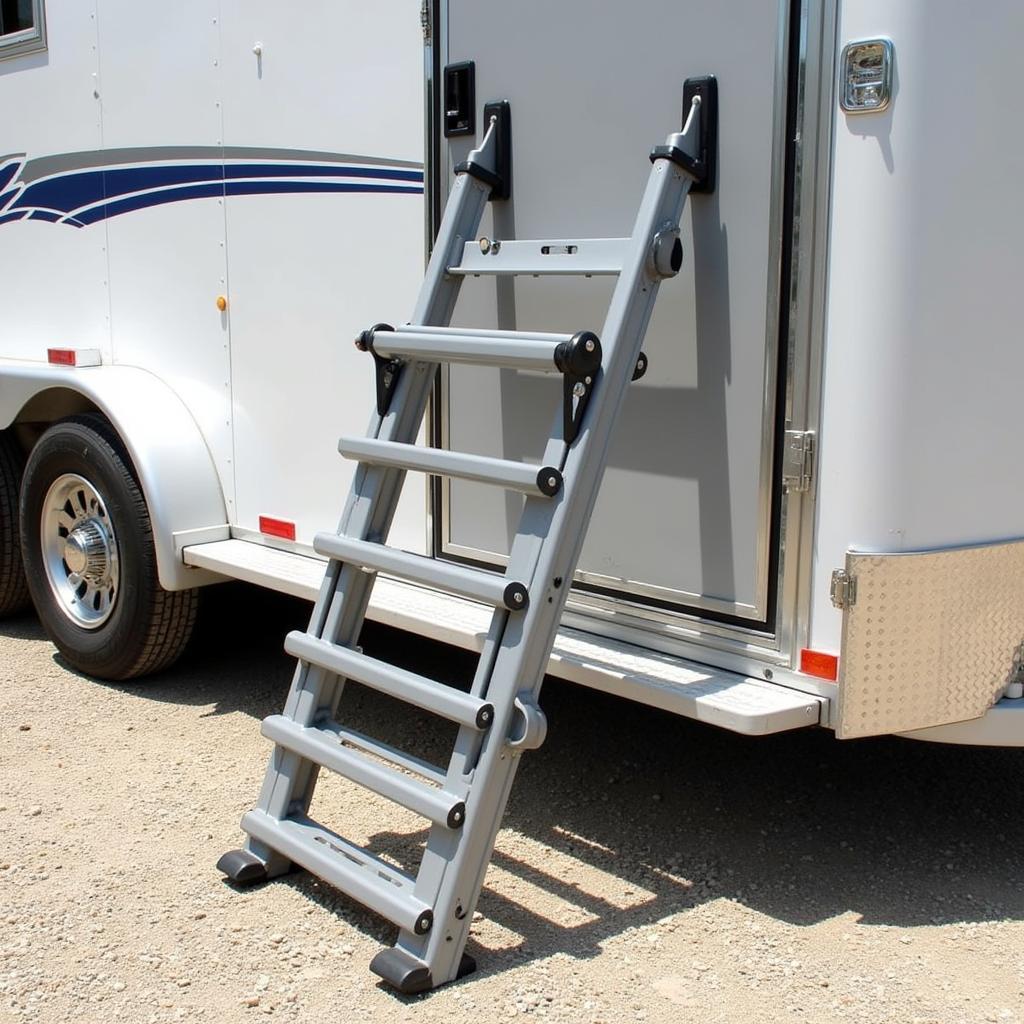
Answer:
[216,295,228,311]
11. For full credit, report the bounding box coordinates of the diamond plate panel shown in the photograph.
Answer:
[836,539,1024,738]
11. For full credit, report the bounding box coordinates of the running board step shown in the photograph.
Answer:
[182,539,825,737]
[338,436,563,497]
[240,809,433,935]
[449,237,628,277]
[313,532,529,611]
[283,630,494,730]
[261,715,467,829]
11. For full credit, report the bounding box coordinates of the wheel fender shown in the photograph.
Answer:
[0,363,228,590]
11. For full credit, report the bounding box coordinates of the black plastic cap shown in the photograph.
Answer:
[554,331,602,377]
[535,467,563,497]
[446,802,467,830]
[413,910,434,936]
[475,703,495,730]
[355,322,394,353]
[502,581,530,611]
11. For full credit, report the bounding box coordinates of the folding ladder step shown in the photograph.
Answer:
[313,532,529,610]
[338,436,563,498]
[284,630,494,730]
[448,237,628,277]
[359,323,601,375]
[261,716,466,830]
[240,809,434,936]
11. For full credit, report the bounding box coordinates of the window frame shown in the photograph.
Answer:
[0,0,47,60]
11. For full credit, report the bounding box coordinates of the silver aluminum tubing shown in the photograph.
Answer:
[338,436,562,498]
[402,325,571,343]
[372,328,570,373]
[261,716,464,830]
[313,532,528,610]
[241,810,431,935]
[284,630,493,731]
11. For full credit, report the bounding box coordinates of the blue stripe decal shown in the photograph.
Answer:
[0,154,424,228]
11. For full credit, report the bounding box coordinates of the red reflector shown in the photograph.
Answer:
[48,348,76,366]
[258,516,296,542]
[800,648,839,681]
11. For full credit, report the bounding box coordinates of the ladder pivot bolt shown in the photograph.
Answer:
[413,910,434,935]
[475,704,495,729]
[535,468,563,497]
[446,803,467,830]
[502,581,530,611]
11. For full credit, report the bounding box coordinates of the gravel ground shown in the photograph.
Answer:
[2,584,1022,1024]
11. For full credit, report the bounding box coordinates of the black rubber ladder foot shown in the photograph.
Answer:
[216,848,273,887]
[370,948,477,994]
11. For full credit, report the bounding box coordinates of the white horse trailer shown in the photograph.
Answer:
[1,2,1022,754]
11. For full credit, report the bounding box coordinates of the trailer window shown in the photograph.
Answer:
[0,0,45,59]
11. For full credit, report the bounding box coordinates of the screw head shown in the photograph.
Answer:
[547,476,558,490]
[478,237,491,254]
[584,338,595,352]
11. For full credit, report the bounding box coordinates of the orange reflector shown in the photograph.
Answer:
[258,516,296,542]
[47,348,77,365]
[800,648,839,681]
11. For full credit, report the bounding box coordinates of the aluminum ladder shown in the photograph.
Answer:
[218,77,717,993]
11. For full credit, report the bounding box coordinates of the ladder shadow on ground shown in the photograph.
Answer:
[312,625,1024,985]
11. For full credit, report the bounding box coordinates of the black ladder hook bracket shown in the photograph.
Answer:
[355,323,402,416]
[454,99,512,202]
[554,330,602,446]
[649,75,718,194]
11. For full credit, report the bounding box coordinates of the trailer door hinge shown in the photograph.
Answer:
[782,430,815,493]
[420,0,430,40]
[830,569,856,609]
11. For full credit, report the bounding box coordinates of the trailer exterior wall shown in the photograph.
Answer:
[812,0,1024,656]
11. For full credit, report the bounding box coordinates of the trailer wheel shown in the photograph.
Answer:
[0,431,31,618]
[19,415,198,680]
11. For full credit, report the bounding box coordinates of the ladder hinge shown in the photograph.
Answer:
[782,430,815,493]
[830,569,856,609]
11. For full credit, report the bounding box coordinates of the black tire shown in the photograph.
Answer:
[19,414,198,680]
[0,431,31,617]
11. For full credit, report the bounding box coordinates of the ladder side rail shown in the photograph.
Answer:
[242,132,501,868]
[396,134,701,984]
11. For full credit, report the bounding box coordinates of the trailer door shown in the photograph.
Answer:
[438,0,793,626]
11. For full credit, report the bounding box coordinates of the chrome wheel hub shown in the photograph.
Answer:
[41,474,120,629]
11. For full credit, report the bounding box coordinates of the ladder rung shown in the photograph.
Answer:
[449,237,628,277]
[370,326,572,373]
[338,436,562,498]
[241,809,434,936]
[313,532,529,611]
[284,630,494,730]
[261,716,466,830]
